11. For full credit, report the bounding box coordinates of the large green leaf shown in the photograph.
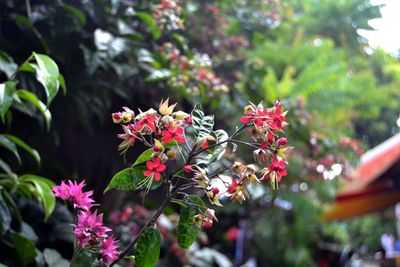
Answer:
[134,12,161,39]
[12,232,37,266]
[135,227,161,267]
[0,134,21,164]
[177,195,205,248]
[191,104,214,142]
[16,89,52,130]
[132,148,153,167]
[0,51,18,79]
[0,158,11,174]
[43,248,69,267]
[104,166,146,192]
[32,53,60,106]
[3,134,41,164]
[19,175,56,220]
[0,191,12,236]
[0,81,17,121]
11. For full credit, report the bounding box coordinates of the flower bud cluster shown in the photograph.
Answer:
[52,181,119,265]
[159,43,229,95]
[152,0,184,31]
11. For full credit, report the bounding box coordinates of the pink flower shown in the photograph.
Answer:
[144,158,166,181]
[52,180,95,210]
[74,210,111,247]
[161,126,185,143]
[101,235,120,265]
[52,181,70,200]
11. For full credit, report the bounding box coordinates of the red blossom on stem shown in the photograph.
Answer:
[144,158,167,181]
[134,114,157,133]
[267,156,288,182]
[161,126,185,143]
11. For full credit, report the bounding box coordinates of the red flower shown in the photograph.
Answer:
[253,108,270,127]
[239,109,256,124]
[268,156,287,182]
[159,1,173,8]
[134,114,157,133]
[225,226,240,241]
[144,158,166,181]
[161,126,185,143]
[226,179,238,194]
[269,105,286,130]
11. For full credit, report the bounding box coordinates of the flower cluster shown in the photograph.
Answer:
[187,101,289,206]
[52,180,120,265]
[111,100,289,231]
[159,43,229,95]
[113,99,191,187]
[152,0,184,31]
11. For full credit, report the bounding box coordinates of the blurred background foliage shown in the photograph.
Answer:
[0,0,399,266]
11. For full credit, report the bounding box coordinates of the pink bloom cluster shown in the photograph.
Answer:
[52,180,120,265]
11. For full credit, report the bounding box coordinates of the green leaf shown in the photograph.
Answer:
[0,134,21,164]
[71,249,99,267]
[132,148,153,167]
[12,232,37,266]
[43,248,69,267]
[191,104,214,141]
[3,134,41,164]
[0,191,12,236]
[104,166,146,192]
[20,175,56,220]
[135,227,161,267]
[62,4,86,26]
[16,89,52,130]
[210,129,229,161]
[0,51,18,79]
[177,195,205,248]
[0,158,11,174]
[145,69,173,82]
[32,53,60,106]
[134,12,161,39]
[0,81,17,121]
[58,74,67,95]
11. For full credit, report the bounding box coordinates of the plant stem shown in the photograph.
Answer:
[109,196,170,267]
[69,246,82,267]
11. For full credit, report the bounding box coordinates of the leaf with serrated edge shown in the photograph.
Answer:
[135,228,161,267]
[177,195,205,248]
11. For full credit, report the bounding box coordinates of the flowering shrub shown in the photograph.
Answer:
[53,99,289,266]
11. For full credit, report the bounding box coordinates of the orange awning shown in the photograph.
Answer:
[323,134,400,221]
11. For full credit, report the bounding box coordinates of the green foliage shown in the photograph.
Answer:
[12,232,37,266]
[19,175,56,221]
[72,250,100,267]
[135,227,161,267]
[105,167,147,192]
[191,104,214,141]
[177,195,205,248]
[132,149,154,167]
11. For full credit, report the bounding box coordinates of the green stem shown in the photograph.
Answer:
[69,246,82,267]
